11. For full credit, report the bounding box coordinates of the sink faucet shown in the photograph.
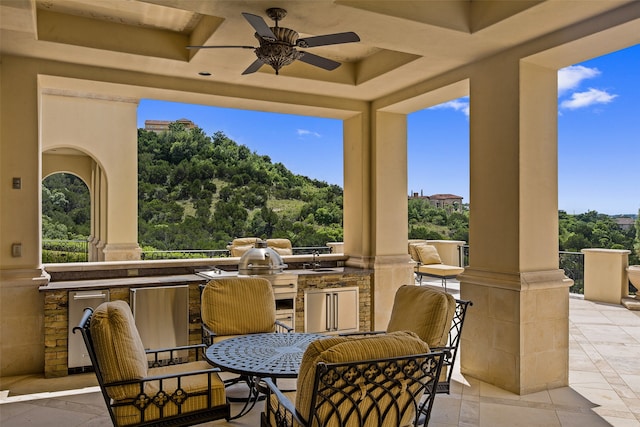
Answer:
[312,251,320,269]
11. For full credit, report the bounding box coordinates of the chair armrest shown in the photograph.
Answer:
[145,343,208,365]
[104,367,222,389]
[275,320,294,333]
[338,330,385,337]
[145,343,206,354]
[262,377,308,426]
[202,324,218,346]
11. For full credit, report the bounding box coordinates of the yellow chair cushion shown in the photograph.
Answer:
[229,237,259,257]
[89,301,149,401]
[414,244,443,265]
[408,240,427,262]
[201,277,276,336]
[417,263,464,277]
[295,331,430,423]
[113,361,227,426]
[266,238,293,255]
[386,285,456,348]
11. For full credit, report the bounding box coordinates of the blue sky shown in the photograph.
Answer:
[137,44,639,216]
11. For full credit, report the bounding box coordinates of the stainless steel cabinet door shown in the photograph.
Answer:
[304,287,358,334]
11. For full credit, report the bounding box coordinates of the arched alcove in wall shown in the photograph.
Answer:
[42,147,103,262]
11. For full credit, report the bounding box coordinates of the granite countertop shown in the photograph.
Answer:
[40,266,372,291]
[39,274,206,292]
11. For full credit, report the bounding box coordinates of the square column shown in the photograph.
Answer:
[459,57,571,394]
[343,111,414,330]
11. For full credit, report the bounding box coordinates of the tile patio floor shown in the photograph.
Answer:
[1,279,639,426]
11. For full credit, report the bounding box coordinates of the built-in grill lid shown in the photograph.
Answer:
[238,239,288,275]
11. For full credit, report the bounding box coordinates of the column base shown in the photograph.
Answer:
[458,268,571,394]
[0,267,50,376]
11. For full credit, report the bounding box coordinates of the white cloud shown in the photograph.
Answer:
[560,88,618,110]
[297,129,321,138]
[430,98,470,116]
[558,65,600,95]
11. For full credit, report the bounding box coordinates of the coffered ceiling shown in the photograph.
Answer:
[1,0,638,103]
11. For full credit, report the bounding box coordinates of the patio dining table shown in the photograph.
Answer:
[205,332,326,419]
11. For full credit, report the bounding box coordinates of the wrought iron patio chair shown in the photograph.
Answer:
[199,277,292,403]
[73,301,230,427]
[261,332,447,426]
[343,285,472,394]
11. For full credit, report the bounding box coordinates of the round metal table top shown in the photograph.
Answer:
[205,332,326,378]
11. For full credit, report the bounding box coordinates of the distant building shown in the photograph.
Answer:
[613,217,635,231]
[409,191,463,212]
[144,118,196,133]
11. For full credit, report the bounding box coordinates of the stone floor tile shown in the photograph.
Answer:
[556,410,619,427]
[478,402,561,427]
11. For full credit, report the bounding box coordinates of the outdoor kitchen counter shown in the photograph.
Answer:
[39,274,205,292]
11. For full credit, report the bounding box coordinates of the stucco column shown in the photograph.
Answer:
[458,57,571,394]
[0,58,49,376]
[41,91,141,261]
[343,110,413,330]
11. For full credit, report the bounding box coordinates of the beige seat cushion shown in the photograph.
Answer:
[266,238,293,255]
[408,240,427,262]
[417,263,464,277]
[201,277,276,336]
[387,285,456,348]
[90,301,149,401]
[113,361,227,426]
[295,331,430,425]
[229,237,259,257]
[414,244,443,265]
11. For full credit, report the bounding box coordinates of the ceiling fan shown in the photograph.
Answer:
[187,8,360,75]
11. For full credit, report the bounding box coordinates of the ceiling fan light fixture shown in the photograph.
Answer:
[254,27,302,75]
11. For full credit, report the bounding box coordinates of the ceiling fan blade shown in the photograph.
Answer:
[297,32,360,48]
[187,45,254,49]
[242,13,277,41]
[298,52,341,71]
[242,59,265,75]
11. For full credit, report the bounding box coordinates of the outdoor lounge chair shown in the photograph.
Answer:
[227,237,260,257]
[409,242,464,291]
[73,300,230,427]
[261,331,447,427]
[266,238,293,255]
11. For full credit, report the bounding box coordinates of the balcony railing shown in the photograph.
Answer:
[559,251,585,294]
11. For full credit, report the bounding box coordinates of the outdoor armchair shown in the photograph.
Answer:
[73,300,230,427]
[200,276,292,346]
[343,285,472,394]
[261,331,447,427]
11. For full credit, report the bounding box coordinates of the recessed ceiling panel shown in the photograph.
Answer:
[36,9,190,61]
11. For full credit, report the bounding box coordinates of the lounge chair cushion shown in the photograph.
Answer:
[89,301,149,401]
[201,277,276,336]
[408,240,427,262]
[266,238,293,255]
[416,263,464,278]
[295,331,430,424]
[414,244,443,265]
[387,285,456,348]
[229,237,259,257]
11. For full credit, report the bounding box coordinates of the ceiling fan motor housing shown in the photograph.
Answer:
[254,27,302,73]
